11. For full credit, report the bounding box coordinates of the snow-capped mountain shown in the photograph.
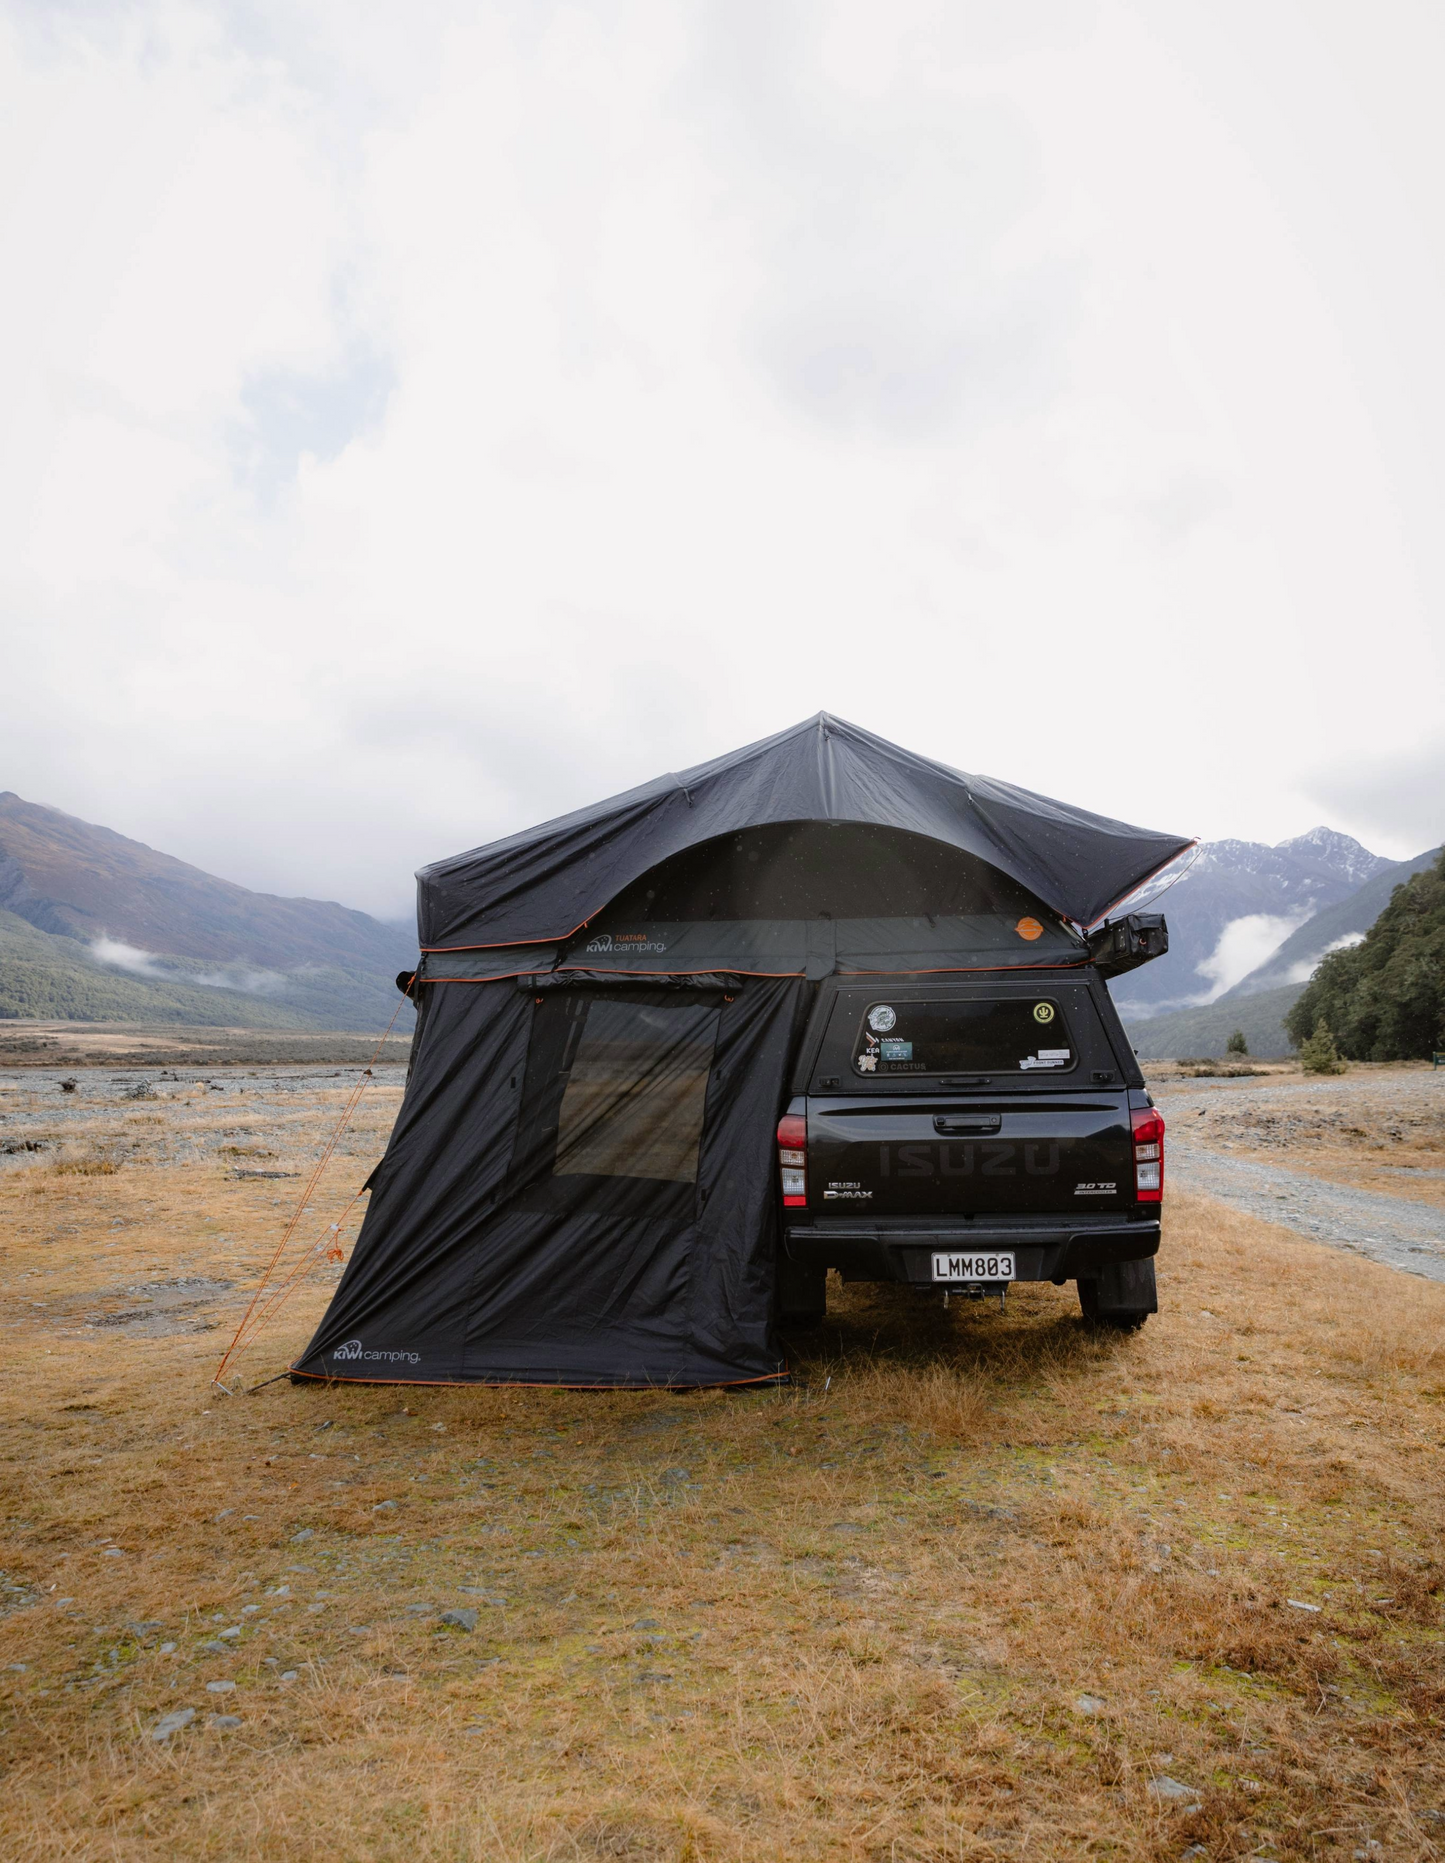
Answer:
[1110,827,1395,1016]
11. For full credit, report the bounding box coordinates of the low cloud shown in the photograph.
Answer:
[90,938,286,996]
[90,938,166,978]
[1194,911,1312,1001]
[1284,930,1364,985]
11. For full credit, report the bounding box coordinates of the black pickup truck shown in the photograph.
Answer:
[775,921,1165,1330]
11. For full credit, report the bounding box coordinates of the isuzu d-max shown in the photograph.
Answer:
[775,916,1166,1329]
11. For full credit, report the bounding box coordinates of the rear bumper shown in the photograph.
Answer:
[783,1212,1160,1285]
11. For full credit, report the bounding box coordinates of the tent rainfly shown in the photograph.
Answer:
[293,715,1192,1389]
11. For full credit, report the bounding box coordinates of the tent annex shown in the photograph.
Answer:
[293,715,1191,1389]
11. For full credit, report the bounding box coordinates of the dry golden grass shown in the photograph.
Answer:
[1,1080,1444,1861]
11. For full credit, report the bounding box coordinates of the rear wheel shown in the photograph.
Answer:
[777,1254,827,1328]
[1077,1257,1156,1330]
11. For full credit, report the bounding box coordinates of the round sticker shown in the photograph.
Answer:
[1033,1002,1055,1023]
[867,1005,897,1033]
[1015,916,1044,942]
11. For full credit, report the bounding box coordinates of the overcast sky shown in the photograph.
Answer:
[3,0,1443,920]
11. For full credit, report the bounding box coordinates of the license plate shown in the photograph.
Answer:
[931,1251,1015,1283]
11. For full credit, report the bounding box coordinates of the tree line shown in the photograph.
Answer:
[1286,848,1445,1062]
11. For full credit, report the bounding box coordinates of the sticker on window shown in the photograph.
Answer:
[879,1039,912,1061]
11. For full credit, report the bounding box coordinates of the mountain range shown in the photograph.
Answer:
[0,792,416,1031]
[0,789,1435,1049]
[1117,831,1441,1057]
[1110,827,1401,1015]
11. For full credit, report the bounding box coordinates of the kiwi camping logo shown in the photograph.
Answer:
[332,1339,420,1365]
[583,932,669,955]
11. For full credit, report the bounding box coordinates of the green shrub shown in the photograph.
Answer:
[1226,1029,1248,1054]
[1299,1017,1347,1075]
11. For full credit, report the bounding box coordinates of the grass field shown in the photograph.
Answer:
[1,1075,1443,1860]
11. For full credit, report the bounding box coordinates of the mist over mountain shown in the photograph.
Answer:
[1219,844,1443,999]
[0,793,415,1031]
[1120,838,1443,1059]
[1111,827,1397,1017]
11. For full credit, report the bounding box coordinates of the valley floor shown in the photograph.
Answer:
[0,1068,1442,1860]
[1154,1066,1445,1282]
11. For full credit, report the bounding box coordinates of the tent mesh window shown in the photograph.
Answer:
[557,996,717,1182]
[510,988,723,1218]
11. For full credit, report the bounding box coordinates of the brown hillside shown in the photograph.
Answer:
[0,792,411,969]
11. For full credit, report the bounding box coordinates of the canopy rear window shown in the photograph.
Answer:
[851,997,1075,1078]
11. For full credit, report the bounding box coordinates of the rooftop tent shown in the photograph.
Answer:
[292,716,1192,1390]
[417,713,1192,949]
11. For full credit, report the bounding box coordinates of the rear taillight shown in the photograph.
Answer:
[1132,1106,1164,1201]
[777,1113,807,1208]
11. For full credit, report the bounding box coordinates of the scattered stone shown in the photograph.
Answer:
[205,1679,236,1694]
[1075,1694,1106,1715]
[1286,1599,1322,1612]
[209,1714,242,1729]
[280,1671,299,1683]
[372,1501,397,1512]
[1148,1775,1199,1807]
[218,1627,241,1639]
[290,1529,314,1543]
[633,1618,661,1630]
[404,1602,436,1617]
[214,1509,234,1520]
[439,1608,478,1632]
[457,1589,506,1604]
[102,1548,124,1558]
[159,1641,176,1654]
[200,1640,231,1655]
[149,1708,195,1740]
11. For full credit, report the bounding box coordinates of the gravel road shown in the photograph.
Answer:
[1153,1072,1445,1282]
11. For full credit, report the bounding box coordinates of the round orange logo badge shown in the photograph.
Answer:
[1015,916,1044,942]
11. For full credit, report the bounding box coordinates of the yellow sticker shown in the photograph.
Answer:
[1033,1002,1055,1023]
[1015,916,1043,941]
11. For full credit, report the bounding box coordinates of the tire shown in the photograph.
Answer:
[1077,1257,1156,1331]
[777,1255,827,1329]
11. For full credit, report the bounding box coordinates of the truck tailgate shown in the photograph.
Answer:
[805,1093,1135,1217]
